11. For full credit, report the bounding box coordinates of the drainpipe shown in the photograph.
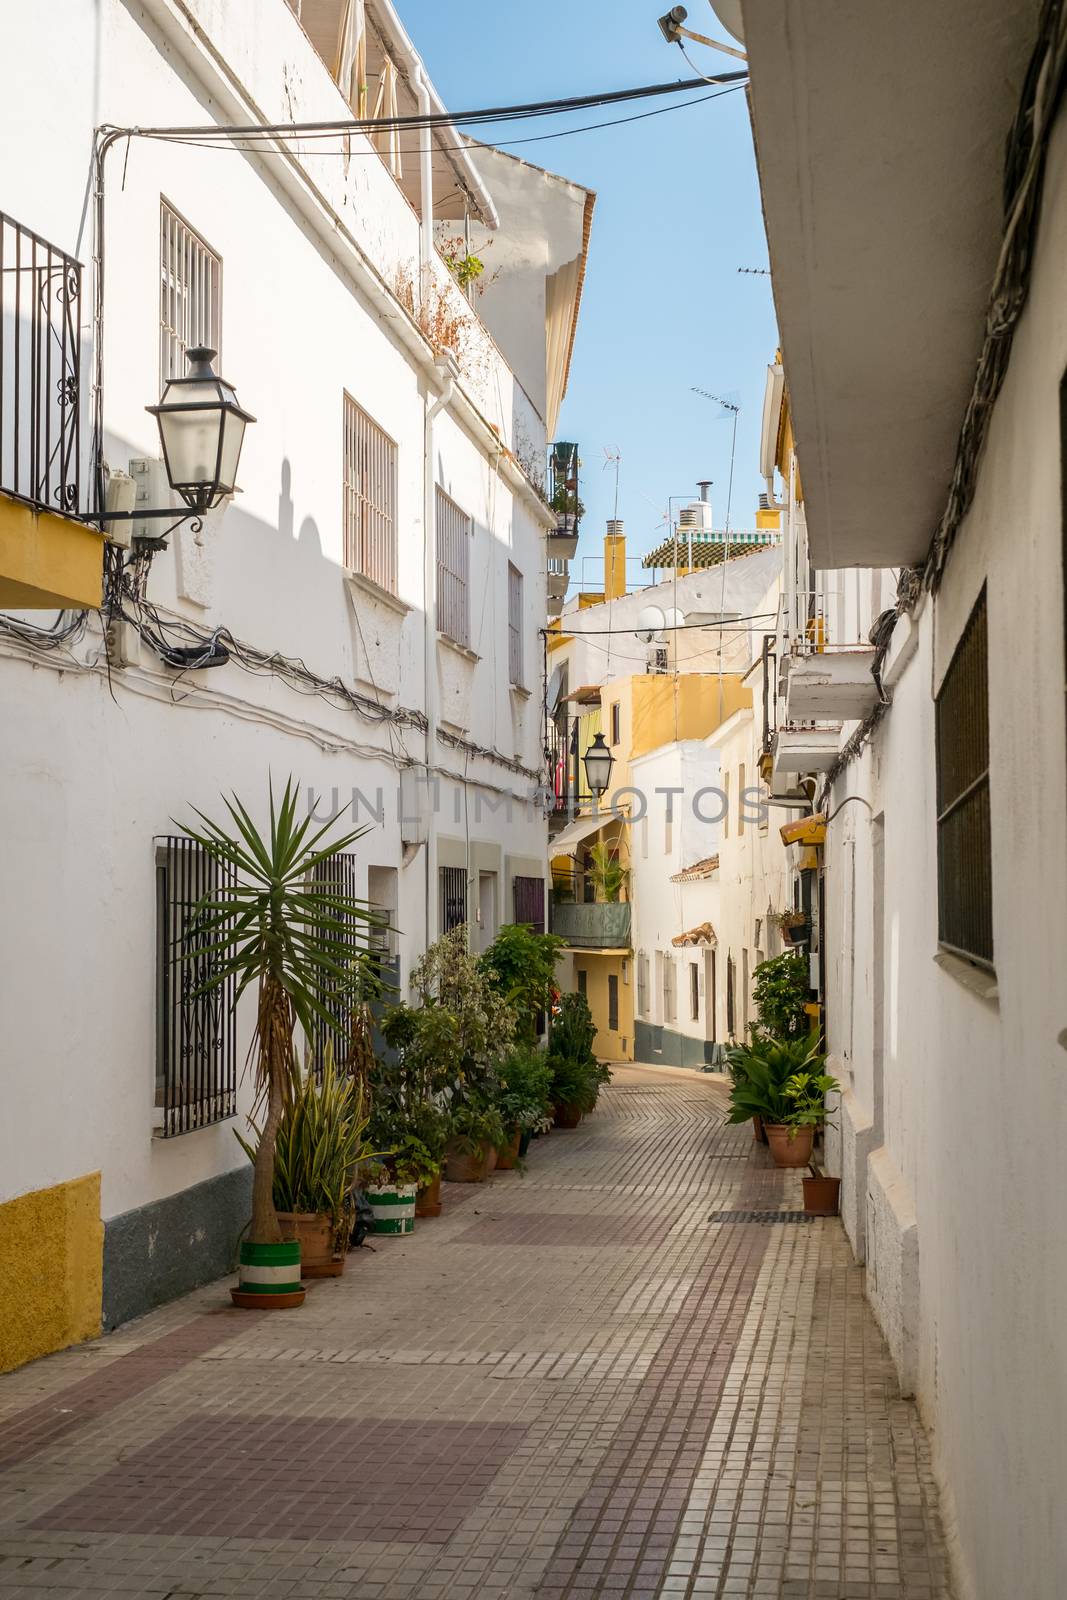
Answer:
[423,350,456,946]
[414,64,434,312]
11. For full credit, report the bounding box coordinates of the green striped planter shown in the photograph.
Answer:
[231,1238,306,1309]
[366,1182,417,1236]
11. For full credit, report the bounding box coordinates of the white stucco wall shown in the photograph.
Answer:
[818,106,1067,1600]
[0,0,569,1228]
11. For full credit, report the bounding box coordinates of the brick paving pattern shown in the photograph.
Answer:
[0,1065,951,1598]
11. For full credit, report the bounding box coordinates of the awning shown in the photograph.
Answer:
[549,813,614,857]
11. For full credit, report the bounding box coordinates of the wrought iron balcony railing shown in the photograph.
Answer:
[1,211,87,519]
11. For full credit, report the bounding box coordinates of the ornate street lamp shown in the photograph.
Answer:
[583,732,615,799]
[147,346,256,513]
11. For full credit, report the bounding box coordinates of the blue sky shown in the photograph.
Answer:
[396,0,778,592]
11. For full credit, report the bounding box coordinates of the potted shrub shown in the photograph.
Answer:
[725,1036,835,1168]
[494,1043,553,1167]
[773,909,810,947]
[445,1099,507,1181]
[408,927,516,1182]
[238,1045,374,1275]
[546,992,603,1125]
[771,1067,841,1169]
[479,923,566,1044]
[374,1007,456,1218]
[179,778,378,1309]
[750,951,812,1041]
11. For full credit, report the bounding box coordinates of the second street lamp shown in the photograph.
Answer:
[583,732,615,800]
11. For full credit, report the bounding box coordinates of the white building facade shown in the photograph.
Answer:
[746,2,1067,1594]
[0,0,591,1356]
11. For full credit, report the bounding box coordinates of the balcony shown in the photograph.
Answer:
[782,646,880,720]
[0,211,103,609]
[550,899,631,951]
[772,723,843,775]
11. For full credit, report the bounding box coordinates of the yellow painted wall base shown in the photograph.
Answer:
[571,954,635,1062]
[0,493,104,609]
[0,1174,103,1373]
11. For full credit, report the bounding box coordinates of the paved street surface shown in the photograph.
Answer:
[0,1067,950,1599]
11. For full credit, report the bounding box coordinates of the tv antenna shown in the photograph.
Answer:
[602,447,622,520]
[691,388,740,533]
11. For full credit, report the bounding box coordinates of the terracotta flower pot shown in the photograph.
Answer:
[553,1103,582,1129]
[277,1211,346,1278]
[486,1144,499,1174]
[494,1128,522,1170]
[415,1173,442,1218]
[443,1139,492,1183]
[803,1174,841,1215]
[764,1123,815,1168]
[752,1115,769,1144]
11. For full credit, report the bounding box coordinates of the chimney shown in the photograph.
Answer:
[604,520,626,600]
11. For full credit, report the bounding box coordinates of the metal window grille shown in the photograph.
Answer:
[513,875,545,933]
[577,968,588,998]
[637,953,649,1017]
[160,202,221,383]
[508,562,523,685]
[936,587,993,967]
[0,210,85,515]
[308,852,371,1076]
[663,956,675,1024]
[344,393,398,593]
[156,838,237,1137]
[440,865,467,934]
[608,973,619,1032]
[436,487,471,646]
[690,962,700,1021]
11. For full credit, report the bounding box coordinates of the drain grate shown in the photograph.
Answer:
[710,1209,814,1224]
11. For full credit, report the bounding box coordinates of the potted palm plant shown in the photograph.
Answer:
[587,841,628,902]
[179,778,379,1309]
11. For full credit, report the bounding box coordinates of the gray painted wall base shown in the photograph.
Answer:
[102,1164,253,1330]
[634,1021,726,1070]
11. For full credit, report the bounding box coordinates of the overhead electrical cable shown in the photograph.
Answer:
[110,71,748,144]
[135,83,746,158]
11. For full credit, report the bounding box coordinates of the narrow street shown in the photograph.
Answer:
[0,1068,949,1600]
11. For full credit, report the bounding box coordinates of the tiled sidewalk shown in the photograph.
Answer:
[0,1066,951,1599]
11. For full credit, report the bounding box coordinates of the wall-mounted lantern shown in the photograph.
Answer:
[146,347,255,514]
[583,732,615,799]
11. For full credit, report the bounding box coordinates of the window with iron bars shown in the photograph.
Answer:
[935,586,993,968]
[344,393,398,594]
[155,837,237,1137]
[440,865,467,934]
[636,952,649,1018]
[160,201,221,384]
[512,874,545,933]
[307,852,379,1077]
[508,563,524,686]
[436,487,471,647]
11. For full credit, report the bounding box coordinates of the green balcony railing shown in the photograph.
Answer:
[550,900,631,949]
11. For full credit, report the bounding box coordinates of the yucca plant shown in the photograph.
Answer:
[237,1044,376,1249]
[178,777,380,1245]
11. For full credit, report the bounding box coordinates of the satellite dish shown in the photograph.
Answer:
[708,0,744,44]
[636,603,665,644]
[546,664,565,716]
